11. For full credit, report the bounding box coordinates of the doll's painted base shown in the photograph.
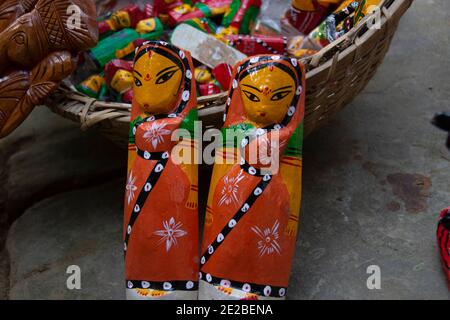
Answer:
[126,288,198,300]
[198,280,285,300]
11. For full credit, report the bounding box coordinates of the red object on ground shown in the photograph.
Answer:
[437,207,450,285]
[212,63,232,90]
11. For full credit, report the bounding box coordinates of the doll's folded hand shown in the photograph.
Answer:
[285,218,298,237]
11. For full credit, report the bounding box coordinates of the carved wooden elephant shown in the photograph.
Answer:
[0,0,98,138]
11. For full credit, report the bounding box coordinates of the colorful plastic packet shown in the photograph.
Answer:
[98,4,149,38]
[199,54,306,300]
[224,34,288,55]
[76,74,108,99]
[220,0,262,35]
[181,17,218,34]
[308,0,381,47]
[168,0,232,26]
[153,0,188,24]
[283,0,343,35]
[286,35,321,58]
[105,59,134,102]
[88,17,164,68]
[124,41,199,300]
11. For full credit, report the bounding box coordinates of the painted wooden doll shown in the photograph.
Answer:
[199,55,306,300]
[124,41,199,300]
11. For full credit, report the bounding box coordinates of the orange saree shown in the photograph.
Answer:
[200,55,306,299]
[124,41,199,299]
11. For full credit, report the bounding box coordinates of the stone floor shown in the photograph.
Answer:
[1,0,450,299]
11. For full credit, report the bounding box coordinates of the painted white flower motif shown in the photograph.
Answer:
[143,122,171,149]
[218,170,245,207]
[126,171,138,205]
[154,217,187,252]
[251,220,282,257]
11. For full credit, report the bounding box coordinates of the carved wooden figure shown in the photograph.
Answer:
[199,55,306,300]
[0,0,38,32]
[124,41,199,300]
[0,0,98,138]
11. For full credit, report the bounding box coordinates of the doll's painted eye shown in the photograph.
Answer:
[134,77,142,87]
[243,90,260,102]
[155,69,178,84]
[271,91,291,101]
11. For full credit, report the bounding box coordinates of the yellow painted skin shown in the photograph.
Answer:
[111,69,134,93]
[129,51,197,209]
[136,18,157,34]
[240,67,295,128]
[133,53,182,114]
[194,67,212,84]
[108,10,131,31]
[206,66,302,236]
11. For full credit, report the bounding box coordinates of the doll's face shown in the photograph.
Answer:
[111,11,131,29]
[240,66,295,128]
[195,67,212,84]
[111,69,133,93]
[133,51,182,114]
[136,18,156,34]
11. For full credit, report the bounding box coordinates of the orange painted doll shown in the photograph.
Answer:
[199,55,305,299]
[124,41,199,300]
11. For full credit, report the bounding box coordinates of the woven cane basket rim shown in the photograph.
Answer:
[46,0,413,147]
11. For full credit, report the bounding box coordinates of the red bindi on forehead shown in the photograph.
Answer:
[261,85,272,96]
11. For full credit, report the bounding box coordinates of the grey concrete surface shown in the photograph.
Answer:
[7,180,125,300]
[1,0,450,299]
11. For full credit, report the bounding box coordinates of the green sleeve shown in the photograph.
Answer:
[128,116,142,145]
[179,109,199,139]
[284,122,304,158]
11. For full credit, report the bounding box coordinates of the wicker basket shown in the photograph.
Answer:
[46,0,413,148]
